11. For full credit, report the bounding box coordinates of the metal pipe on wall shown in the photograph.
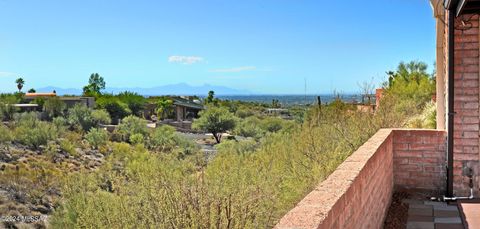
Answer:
[446,8,455,198]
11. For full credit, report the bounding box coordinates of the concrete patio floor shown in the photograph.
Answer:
[404,199,464,229]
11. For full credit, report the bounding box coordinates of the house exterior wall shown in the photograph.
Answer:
[435,7,447,130]
[433,0,480,196]
[450,13,480,196]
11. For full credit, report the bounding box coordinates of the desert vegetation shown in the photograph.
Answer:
[0,61,436,228]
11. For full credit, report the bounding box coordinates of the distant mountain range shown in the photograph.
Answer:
[37,83,252,96]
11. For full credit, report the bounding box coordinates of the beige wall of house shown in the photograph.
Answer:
[432,0,447,130]
[430,0,448,130]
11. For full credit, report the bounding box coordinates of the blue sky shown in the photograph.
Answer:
[0,0,436,94]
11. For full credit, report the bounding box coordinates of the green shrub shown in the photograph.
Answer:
[14,116,59,149]
[52,116,68,134]
[260,117,288,133]
[215,139,258,155]
[30,97,45,107]
[85,128,109,149]
[92,109,112,125]
[234,116,265,139]
[0,124,13,144]
[235,108,255,118]
[96,96,131,124]
[148,125,177,151]
[116,115,148,142]
[59,138,77,157]
[0,94,19,121]
[43,97,66,119]
[14,112,39,126]
[129,133,144,145]
[148,125,198,157]
[44,141,61,161]
[406,101,436,129]
[117,91,146,117]
[67,104,94,132]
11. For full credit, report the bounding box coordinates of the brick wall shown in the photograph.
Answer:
[275,129,447,229]
[392,129,447,191]
[275,129,394,229]
[452,13,480,196]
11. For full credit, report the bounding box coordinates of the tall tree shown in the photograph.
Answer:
[206,90,215,104]
[15,78,25,92]
[358,78,375,104]
[83,73,106,96]
[192,107,237,143]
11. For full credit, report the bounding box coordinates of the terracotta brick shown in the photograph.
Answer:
[409,143,436,151]
[454,34,478,43]
[455,153,479,161]
[393,143,409,151]
[396,150,423,158]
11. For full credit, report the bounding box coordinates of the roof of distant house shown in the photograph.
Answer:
[171,97,204,110]
[25,92,57,97]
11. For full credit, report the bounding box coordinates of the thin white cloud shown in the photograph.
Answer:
[210,66,257,73]
[168,55,204,64]
[0,72,17,77]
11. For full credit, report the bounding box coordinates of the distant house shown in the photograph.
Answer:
[144,96,204,122]
[171,97,204,121]
[57,96,95,108]
[23,92,95,108]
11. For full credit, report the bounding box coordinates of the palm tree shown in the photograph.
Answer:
[156,99,174,120]
[15,78,25,92]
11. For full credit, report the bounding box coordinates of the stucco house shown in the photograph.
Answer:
[24,92,95,108]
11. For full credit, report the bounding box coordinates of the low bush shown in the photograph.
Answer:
[215,139,258,155]
[52,117,68,134]
[234,116,265,139]
[0,124,13,144]
[260,117,290,133]
[148,125,177,151]
[59,139,77,157]
[406,101,436,129]
[92,109,112,125]
[85,128,109,149]
[129,133,144,145]
[147,125,198,157]
[67,104,95,132]
[15,121,59,149]
[116,116,148,142]
[0,94,19,121]
[43,97,66,119]
[96,96,131,124]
